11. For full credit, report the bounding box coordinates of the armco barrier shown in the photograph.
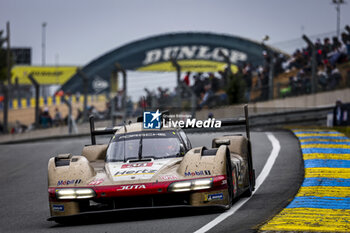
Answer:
[249,106,334,126]
[214,105,336,131]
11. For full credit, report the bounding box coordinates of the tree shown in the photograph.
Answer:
[225,70,246,104]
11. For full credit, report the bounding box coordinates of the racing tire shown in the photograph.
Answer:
[242,169,255,197]
[242,183,253,197]
[54,219,70,225]
[242,140,255,197]
[225,150,233,209]
[232,167,238,199]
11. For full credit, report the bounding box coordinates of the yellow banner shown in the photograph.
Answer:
[8,95,107,110]
[11,66,78,85]
[137,60,238,73]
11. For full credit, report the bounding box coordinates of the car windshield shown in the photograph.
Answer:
[106,131,182,162]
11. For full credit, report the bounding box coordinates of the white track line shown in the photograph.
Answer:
[194,132,281,233]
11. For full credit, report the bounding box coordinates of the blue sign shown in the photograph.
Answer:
[143,109,161,129]
[52,204,64,212]
[207,193,224,201]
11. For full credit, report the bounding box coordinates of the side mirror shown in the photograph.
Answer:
[215,139,230,146]
[180,144,186,154]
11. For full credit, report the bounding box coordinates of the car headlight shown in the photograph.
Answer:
[192,178,212,190]
[56,188,96,199]
[168,178,212,192]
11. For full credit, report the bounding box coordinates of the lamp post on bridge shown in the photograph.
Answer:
[261,35,275,100]
[42,22,47,66]
[332,0,346,38]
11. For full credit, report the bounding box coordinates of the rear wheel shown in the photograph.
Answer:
[232,168,238,198]
[242,140,255,197]
[54,219,70,225]
[225,153,233,209]
[242,169,255,197]
[242,183,252,197]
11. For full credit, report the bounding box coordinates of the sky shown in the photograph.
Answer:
[1,0,350,67]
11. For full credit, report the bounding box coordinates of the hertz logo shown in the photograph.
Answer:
[114,169,157,176]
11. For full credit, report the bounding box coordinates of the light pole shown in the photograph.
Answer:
[302,35,317,94]
[42,22,47,65]
[1,21,11,133]
[261,35,275,100]
[332,0,345,38]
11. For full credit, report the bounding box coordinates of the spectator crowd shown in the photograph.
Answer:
[141,29,350,108]
[259,32,350,99]
[139,70,233,111]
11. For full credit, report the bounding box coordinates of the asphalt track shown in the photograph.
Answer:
[0,130,303,233]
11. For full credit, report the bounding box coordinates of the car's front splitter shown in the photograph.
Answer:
[47,204,228,222]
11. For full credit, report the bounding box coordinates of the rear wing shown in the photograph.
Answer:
[179,105,250,140]
[217,104,250,140]
[89,104,250,144]
[89,116,121,145]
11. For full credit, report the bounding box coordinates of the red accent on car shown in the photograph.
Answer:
[93,175,227,198]
[121,162,153,169]
[48,175,227,200]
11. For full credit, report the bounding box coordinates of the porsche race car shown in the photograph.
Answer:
[47,106,255,222]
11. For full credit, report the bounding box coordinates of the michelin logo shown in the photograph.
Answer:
[143,109,161,129]
[206,193,224,201]
[52,204,64,212]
